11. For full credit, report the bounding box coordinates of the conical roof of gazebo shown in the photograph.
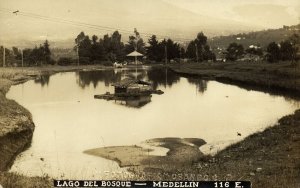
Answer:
[126,50,144,57]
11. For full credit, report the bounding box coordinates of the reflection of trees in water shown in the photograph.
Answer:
[76,70,122,88]
[76,68,180,90]
[76,69,148,88]
[282,96,300,108]
[34,75,50,87]
[147,68,180,90]
[76,69,147,88]
[187,78,208,93]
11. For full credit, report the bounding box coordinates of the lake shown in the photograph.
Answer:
[6,67,300,179]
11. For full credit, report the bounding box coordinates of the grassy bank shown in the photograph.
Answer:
[169,61,300,96]
[0,172,51,188]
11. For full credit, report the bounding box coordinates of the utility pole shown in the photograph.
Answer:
[3,46,5,67]
[165,44,168,65]
[195,43,199,63]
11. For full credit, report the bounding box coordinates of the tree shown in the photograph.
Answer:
[75,32,91,63]
[30,46,44,66]
[165,39,181,60]
[287,34,299,62]
[146,35,160,61]
[180,47,186,59]
[81,36,92,60]
[266,42,281,63]
[186,32,214,62]
[110,31,125,60]
[75,32,86,47]
[125,28,145,55]
[280,40,294,61]
[245,46,263,56]
[74,31,126,63]
[22,48,33,66]
[186,40,197,60]
[43,40,51,64]
[0,46,15,66]
[74,32,92,63]
[225,43,244,61]
[90,35,104,62]
[203,45,216,61]
[12,47,21,59]
[99,31,125,62]
[146,37,181,63]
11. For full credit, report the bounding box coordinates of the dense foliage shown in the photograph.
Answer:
[266,34,299,63]
[0,40,53,67]
[1,29,299,67]
[185,32,215,62]
[225,43,245,61]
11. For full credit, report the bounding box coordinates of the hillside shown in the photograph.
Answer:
[209,24,300,50]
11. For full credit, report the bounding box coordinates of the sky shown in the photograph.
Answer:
[0,0,299,47]
[164,0,300,27]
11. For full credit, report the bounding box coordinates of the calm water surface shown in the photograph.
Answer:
[7,67,300,179]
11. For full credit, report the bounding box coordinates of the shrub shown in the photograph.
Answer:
[79,57,90,65]
[91,60,102,64]
[102,61,113,66]
[57,57,74,66]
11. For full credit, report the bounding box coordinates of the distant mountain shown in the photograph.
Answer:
[209,24,300,51]
[107,0,262,39]
[0,0,263,48]
[0,38,76,49]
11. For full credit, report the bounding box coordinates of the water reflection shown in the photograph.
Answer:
[75,68,180,91]
[34,75,50,87]
[76,70,122,88]
[187,78,208,93]
[6,68,300,179]
[115,95,152,108]
[75,68,150,88]
[147,68,180,90]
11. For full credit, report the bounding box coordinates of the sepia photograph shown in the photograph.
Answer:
[0,0,299,187]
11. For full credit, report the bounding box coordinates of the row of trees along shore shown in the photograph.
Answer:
[0,30,299,67]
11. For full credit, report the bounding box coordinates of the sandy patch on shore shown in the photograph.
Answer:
[84,137,206,170]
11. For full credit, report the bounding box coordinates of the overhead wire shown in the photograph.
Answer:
[0,8,194,43]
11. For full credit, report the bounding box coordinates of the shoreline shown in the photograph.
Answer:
[168,62,300,99]
[0,65,108,187]
[85,110,300,187]
[84,138,206,169]
[0,63,299,187]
